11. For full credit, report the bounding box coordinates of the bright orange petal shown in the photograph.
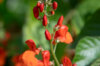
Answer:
[65,32,73,44]
[21,50,38,66]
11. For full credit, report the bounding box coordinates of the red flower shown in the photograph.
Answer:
[13,39,51,66]
[52,16,73,44]
[62,56,72,66]
[33,6,39,19]
[45,29,51,40]
[53,1,58,10]
[53,25,73,44]
[39,3,44,12]
[25,39,40,54]
[43,15,48,26]
[42,50,50,66]
[22,50,42,66]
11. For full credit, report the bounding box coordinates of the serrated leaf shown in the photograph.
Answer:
[73,36,100,66]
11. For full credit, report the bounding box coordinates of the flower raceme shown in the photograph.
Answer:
[33,1,58,20]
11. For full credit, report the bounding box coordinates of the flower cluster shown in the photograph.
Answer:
[13,0,75,66]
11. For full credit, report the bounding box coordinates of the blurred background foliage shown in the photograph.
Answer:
[0,0,100,66]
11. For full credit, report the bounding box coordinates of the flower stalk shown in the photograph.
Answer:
[50,41,60,66]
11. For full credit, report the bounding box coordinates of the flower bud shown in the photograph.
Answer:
[33,6,39,19]
[39,3,44,12]
[51,11,55,15]
[37,2,41,7]
[57,16,64,26]
[45,29,51,40]
[53,1,58,10]
[43,15,48,26]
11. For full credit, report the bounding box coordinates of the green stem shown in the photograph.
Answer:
[50,41,60,66]
[54,44,57,53]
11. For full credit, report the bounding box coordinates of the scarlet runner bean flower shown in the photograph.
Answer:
[12,39,51,66]
[45,29,51,40]
[62,56,72,66]
[52,16,73,44]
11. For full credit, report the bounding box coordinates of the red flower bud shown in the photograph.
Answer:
[45,29,51,40]
[39,3,44,12]
[33,6,39,19]
[43,15,48,26]
[57,16,64,26]
[73,64,77,66]
[51,11,55,15]
[53,1,58,10]
[37,2,41,7]
[42,50,50,66]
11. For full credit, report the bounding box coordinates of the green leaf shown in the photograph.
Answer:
[73,36,100,66]
[72,9,100,48]
[91,58,100,66]
[71,0,100,35]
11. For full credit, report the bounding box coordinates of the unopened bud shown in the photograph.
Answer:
[45,29,51,40]
[43,15,48,26]
[53,1,58,10]
[33,6,39,19]
[57,16,64,26]
[39,3,44,12]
